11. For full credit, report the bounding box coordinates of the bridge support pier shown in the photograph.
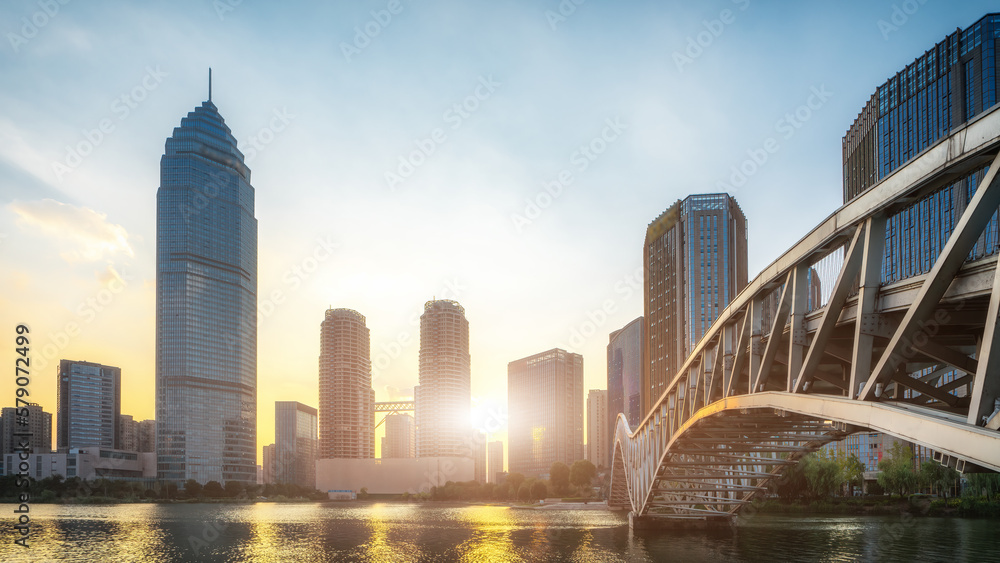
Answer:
[628,512,734,531]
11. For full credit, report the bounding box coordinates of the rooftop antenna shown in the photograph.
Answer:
[208,68,212,102]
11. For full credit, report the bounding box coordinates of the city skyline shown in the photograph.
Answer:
[3,1,998,465]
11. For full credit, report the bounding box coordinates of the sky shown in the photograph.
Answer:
[1,0,996,468]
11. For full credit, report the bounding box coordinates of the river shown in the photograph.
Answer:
[1,502,998,562]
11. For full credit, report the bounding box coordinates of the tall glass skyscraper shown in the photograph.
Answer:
[642,193,748,414]
[156,93,258,486]
[275,401,318,488]
[57,360,121,450]
[844,14,1000,285]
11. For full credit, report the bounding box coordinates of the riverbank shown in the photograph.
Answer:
[752,496,1000,518]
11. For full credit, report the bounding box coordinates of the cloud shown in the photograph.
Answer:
[9,198,134,262]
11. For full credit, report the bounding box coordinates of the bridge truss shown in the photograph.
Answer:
[610,105,1000,523]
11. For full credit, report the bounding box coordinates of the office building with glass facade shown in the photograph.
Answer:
[57,360,121,451]
[607,316,643,459]
[275,401,318,488]
[586,389,608,469]
[642,194,748,414]
[156,96,258,486]
[415,300,472,458]
[507,348,584,478]
[319,308,375,459]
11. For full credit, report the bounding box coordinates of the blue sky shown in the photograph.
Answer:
[1,0,995,458]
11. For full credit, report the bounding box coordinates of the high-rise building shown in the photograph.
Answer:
[275,401,318,488]
[262,443,276,485]
[119,414,138,452]
[487,440,504,484]
[607,316,644,452]
[1,404,51,454]
[472,430,487,483]
[586,389,608,469]
[415,300,471,458]
[642,193,748,414]
[138,420,156,453]
[381,413,415,458]
[57,360,121,450]
[843,14,1000,203]
[319,308,375,459]
[507,348,584,478]
[844,14,1000,288]
[156,87,258,486]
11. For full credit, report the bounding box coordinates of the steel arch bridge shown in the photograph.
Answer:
[609,105,1000,525]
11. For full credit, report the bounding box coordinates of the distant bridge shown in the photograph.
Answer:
[374,401,414,430]
[610,105,1000,526]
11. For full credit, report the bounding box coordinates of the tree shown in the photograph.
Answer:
[803,455,841,498]
[224,480,246,498]
[530,480,548,501]
[965,473,1000,498]
[549,462,570,495]
[506,472,525,495]
[184,479,203,498]
[918,461,959,497]
[841,453,866,495]
[877,442,916,496]
[771,456,809,501]
[517,483,531,502]
[203,480,225,498]
[570,460,597,494]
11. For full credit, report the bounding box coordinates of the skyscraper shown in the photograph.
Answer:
[262,443,276,485]
[381,413,415,458]
[642,193,748,414]
[844,14,1000,286]
[473,430,487,483]
[156,86,258,485]
[137,419,156,453]
[119,414,137,452]
[57,360,121,450]
[487,440,504,484]
[275,401,318,488]
[319,308,375,459]
[415,299,471,458]
[607,316,644,446]
[586,389,608,469]
[507,348,584,478]
[1,404,51,454]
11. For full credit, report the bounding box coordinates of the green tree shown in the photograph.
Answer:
[570,460,597,494]
[965,473,1000,498]
[842,453,866,495]
[918,461,959,497]
[549,462,570,495]
[771,455,809,501]
[224,480,245,498]
[877,442,916,496]
[184,479,203,497]
[203,480,225,498]
[530,480,548,501]
[517,483,530,502]
[506,472,525,495]
[803,455,841,498]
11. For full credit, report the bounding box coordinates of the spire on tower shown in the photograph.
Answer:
[208,68,212,102]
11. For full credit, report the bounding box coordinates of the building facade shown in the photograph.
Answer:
[381,413,415,458]
[607,316,643,462]
[1,447,156,484]
[415,300,471,458]
[275,401,318,488]
[119,415,137,452]
[138,419,156,453]
[487,440,504,484]
[642,193,748,414]
[319,308,375,459]
[57,360,121,450]
[1,404,51,454]
[586,389,608,469]
[156,94,258,486]
[262,443,276,485]
[507,348,584,478]
[472,430,487,483]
